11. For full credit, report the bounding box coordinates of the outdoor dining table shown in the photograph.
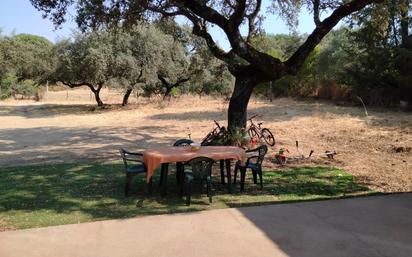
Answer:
[143,146,246,196]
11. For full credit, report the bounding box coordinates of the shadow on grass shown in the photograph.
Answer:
[0,163,373,230]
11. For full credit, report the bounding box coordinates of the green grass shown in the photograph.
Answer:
[0,163,374,230]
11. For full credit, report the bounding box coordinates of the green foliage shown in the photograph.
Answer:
[254,34,321,98]
[254,23,412,107]
[0,72,38,99]
[0,73,17,99]
[252,34,304,61]
[227,128,249,147]
[1,34,55,83]
[53,31,113,86]
[0,33,54,99]
[186,36,234,98]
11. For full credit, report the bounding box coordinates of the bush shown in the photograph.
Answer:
[0,73,18,99]
[0,72,38,100]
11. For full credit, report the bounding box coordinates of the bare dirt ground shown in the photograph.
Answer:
[0,88,411,192]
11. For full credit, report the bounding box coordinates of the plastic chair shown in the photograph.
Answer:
[180,156,215,206]
[119,148,150,196]
[233,145,268,192]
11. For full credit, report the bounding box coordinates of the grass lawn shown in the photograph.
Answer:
[0,162,374,230]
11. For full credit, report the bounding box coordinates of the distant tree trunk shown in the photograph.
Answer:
[400,0,409,48]
[60,81,104,107]
[157,74,190,102]
[122,86,133,106]
[163,86,173,101]
[90,83,104,107]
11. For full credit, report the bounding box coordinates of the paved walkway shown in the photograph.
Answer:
[1,194,411,257]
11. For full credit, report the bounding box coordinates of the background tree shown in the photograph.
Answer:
[107,25,163,106]
[344,0,412,105]
[31,0,383,131]
[187,36,234,98]
[52,31,113,106]
[0,33,55,99]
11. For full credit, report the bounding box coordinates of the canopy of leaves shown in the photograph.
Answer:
[31,0,383,82]
[0,33,55,83]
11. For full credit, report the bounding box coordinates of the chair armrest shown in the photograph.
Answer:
[119,148,144,163]
[124,158,145,164]
[121,149,143,156]
[245,155,260,166]
[246,146,261,153]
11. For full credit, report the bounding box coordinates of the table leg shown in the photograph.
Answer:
[159,169,164,186]
[148,177,153,196]
[225,159,232,194]
[161,163,169,197]
[176,162,182,185]
[240,166,246,192]
[220,160,225,184]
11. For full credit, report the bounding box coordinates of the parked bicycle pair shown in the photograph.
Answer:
[190,115,275,147]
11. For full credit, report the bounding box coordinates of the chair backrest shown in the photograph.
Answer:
[256,145,268,165]
[119,149,130,169]
[119,148,143,170]
[247,145,268,165]
[173,139,194,147]
[188,157,215,179]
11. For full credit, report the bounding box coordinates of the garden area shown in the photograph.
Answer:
[0,161,371,231]
[1,93,410,231]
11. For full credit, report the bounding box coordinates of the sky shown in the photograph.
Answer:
[0,0,317,50]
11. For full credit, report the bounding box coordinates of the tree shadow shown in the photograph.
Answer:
[0,126,182,167]
[146,98,412,131]
[0,104,97,118]
[0,103,153,119]
[0,163,373,230]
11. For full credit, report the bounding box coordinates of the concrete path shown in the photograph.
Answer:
[1,194,411,257]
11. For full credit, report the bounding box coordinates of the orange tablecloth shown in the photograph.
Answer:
[143,146,246,181]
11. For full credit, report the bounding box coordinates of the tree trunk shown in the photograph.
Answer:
[163,86,173,101]
[400,0,409,48]
[91,84,104,107]
[122,86,133,106]
[227,77,257,132]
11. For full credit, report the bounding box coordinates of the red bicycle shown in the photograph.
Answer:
[247,115,275,146]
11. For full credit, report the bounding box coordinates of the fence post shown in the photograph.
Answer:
[45,80,49,101]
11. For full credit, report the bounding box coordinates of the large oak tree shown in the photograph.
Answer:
[31,0,383,130]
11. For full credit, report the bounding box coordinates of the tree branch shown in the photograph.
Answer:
[60,81,94,89]
[176,0,229,29]
[228,0,247,30]
[313,0,321,27]
[157,74,170,88]
[172,77,190,87]
[246,0,262,43]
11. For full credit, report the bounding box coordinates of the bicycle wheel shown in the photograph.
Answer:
[261,128,275,146]
[247,127,258,138]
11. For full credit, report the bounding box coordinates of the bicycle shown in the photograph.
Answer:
[247,115,275,146]
[200,120,229,146]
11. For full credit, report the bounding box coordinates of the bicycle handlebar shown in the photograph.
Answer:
[213,120,221,129]
[248,114,259,121]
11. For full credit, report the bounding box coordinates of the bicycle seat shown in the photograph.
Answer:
[258,122,263,126]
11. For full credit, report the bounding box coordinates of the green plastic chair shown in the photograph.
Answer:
[234,145,268,192]
[170,139,194,185]
[119,148,150,196]
[180,156,215,206]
